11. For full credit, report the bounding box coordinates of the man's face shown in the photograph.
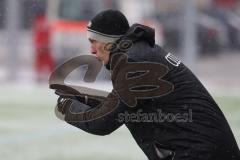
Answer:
[89,39,110,64]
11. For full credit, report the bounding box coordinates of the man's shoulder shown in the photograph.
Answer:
[126,42,183,71]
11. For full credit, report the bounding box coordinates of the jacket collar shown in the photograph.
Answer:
[105,23,155,70]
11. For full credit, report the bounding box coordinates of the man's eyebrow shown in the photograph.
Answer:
[89,38,95,43]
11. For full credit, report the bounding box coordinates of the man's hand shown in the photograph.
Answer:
[57,97,72,114]
[55,89,86,102]
[53,84,107,120]
[56,96,92,115]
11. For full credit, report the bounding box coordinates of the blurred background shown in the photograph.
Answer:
[0,0,239,159]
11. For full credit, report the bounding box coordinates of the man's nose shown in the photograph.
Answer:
[90,46,97,54]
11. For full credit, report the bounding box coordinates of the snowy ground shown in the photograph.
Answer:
[0,83,239,160]
[0,84,147,160]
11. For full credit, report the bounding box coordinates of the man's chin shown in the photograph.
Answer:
[96,57,105,63]
[96,57,101,61]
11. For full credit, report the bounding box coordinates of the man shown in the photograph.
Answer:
[54,10,240,160]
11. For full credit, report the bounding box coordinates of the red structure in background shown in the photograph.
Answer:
[214,0,237,9]
[33,15,55,81]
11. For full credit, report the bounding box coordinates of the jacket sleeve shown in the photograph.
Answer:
[65,91,127,136]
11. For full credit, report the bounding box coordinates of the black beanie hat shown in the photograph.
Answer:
[87,9,130,43]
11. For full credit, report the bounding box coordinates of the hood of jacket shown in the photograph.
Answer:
[105,23,155,70]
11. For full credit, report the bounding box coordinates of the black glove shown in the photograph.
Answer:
[50,84,85,102]
[53,84,105,105]
[57,96,92,115]
[53,84,106,116]
[55,89,86,102]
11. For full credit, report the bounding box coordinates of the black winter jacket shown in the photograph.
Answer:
[64,24,240,160]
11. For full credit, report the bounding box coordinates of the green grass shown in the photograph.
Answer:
[0,85,239,160]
